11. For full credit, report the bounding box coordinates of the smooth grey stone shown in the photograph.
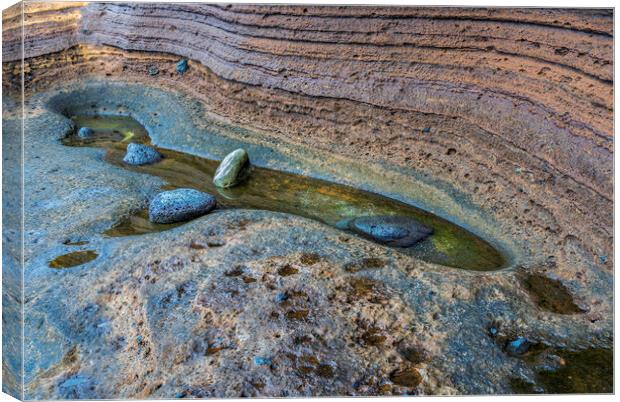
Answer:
[348,215,433,247]
[148,188,216,224]
[213,148,249,188]
[77,127,94,138]
[123,143,162,165]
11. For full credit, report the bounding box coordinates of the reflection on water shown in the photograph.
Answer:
[63,114,506,271]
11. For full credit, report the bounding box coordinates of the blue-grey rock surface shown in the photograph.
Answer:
[149,189,216,224]
[123,143,163,165]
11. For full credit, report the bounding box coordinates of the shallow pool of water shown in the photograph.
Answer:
[63,114,506,271]
[48,250,98,269]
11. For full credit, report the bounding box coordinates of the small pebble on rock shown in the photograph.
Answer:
[77,127,94,138]
[506,336,530,356]
[148,65,159,76]
[176,59,189,74]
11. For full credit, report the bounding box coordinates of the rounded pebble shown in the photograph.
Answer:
[77,127,94,138]
[148,188,216,224]
[123,143,163,165]
[213,148,250,188]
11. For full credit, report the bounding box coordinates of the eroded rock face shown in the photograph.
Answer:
[1,2,613,399]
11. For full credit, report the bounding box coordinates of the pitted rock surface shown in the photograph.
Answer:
[149,189,216,224]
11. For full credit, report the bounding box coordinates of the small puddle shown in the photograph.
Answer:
[63,114,507,271]
[49,250,98,269]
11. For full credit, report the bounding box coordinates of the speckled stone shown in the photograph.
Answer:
[148,188,216,223]
[123,143,163,166]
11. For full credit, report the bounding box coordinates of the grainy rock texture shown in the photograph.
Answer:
[123,143,163,165]
[1,2,613,399]
[149,189,217,224]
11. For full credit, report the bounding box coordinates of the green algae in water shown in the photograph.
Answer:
[511,348,613,394]
[521,273,583,314]
[64,114,506,271]
[537,348,613,393]
[49,250,98,269]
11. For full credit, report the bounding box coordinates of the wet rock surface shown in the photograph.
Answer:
[123,143,162,166]
[348,215,433,247]
[213,148,249,188]
[148,189,216,224]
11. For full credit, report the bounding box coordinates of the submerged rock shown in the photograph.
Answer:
[77,127,94,138]
[123,143,163,165]
[347,215,433,247]
[176,59,189,74]
[148,188,216,224]
[213,148,250,188]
